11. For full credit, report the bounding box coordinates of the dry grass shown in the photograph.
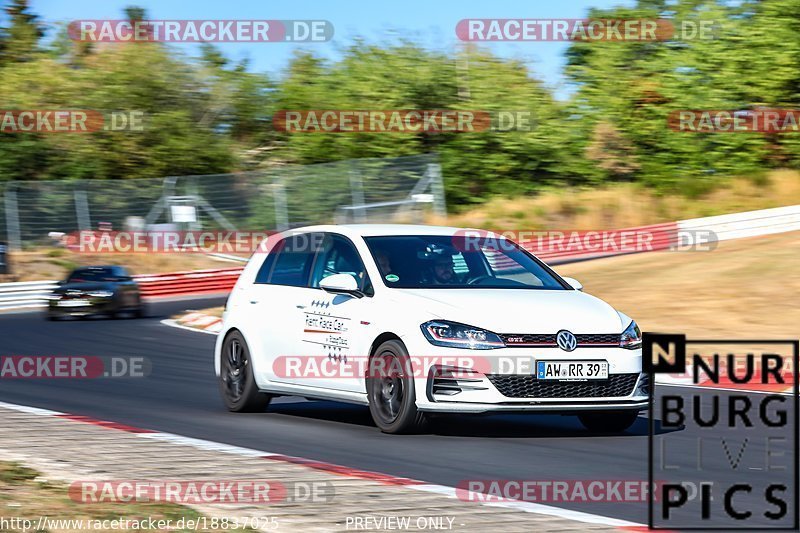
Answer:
[436,170,800,230]
[0,462,257,533]
[556,231,800,338]
[4,249,242,282]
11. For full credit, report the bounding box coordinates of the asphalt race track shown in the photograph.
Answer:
[0,297,794,526]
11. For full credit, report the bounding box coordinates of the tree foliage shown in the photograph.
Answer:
[0,1,797,210]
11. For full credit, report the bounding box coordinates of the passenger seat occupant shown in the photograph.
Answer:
[374,250,393,275]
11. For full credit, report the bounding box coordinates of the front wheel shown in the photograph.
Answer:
[578,410,640,433]
[367,340,427,434]
[219,331,271,412]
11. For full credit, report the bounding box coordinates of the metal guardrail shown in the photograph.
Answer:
[0,268,244,311]
[136,268,243,297]
[0,205,797,311]
[0,280,58,310]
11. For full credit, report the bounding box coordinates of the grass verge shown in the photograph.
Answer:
[0,461,257,532]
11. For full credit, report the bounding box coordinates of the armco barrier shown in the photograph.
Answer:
[0,280,58,310]
[522,222,679,265]
[0,205,797,311]
[677,204,800,241]
[0,268,243,311]
[135,268,244,297]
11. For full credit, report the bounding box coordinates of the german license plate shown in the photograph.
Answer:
[536,360,609,380]
[57,300,90,307]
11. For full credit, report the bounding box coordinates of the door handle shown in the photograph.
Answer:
[296,305,306,309]
[249,300,258,304]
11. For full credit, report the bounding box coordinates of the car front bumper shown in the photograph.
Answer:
[402,339,648,413]
[48,298,116,316]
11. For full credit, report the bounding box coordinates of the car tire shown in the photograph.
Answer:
[45,311,59,321]
[367,339,427,434]
[578,410,640,433]
[219,331,271,412]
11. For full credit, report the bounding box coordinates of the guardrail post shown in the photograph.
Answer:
[273,177,289,231]
[74,189,91,231]
[427,163,447,217]
[4,185,22,251]
[349,166,366,223]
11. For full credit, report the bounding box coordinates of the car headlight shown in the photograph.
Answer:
[620,320,642,349]
[87,291,114,298]
[421,320,505,350]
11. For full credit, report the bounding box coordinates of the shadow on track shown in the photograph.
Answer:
[266,399,681,438]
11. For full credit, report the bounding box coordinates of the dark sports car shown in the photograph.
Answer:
[47,265,145,320]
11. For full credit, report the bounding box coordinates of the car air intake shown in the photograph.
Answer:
[429,367,488,397]
[486,373,639,398]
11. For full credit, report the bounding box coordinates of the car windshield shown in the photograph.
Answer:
[364,235,567,290]
[67,267,123,283]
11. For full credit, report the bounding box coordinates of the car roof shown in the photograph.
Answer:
[283,224,477,238]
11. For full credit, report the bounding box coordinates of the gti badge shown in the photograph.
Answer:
[556,330,577,352]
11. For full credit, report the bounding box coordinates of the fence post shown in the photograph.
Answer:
[273,177,289,231]
[74,189,91,231]
[349,166,366,222]
[427,163,447,217]
[4,185,22,251]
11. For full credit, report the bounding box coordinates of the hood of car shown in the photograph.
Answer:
[389,288,625,334]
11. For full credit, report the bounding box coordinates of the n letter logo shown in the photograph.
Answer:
[643,333,686,374]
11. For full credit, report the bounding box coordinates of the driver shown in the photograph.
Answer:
[431,254,458,285]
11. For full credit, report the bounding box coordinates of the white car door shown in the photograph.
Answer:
[250,234,318,387]
[288,233,375,393]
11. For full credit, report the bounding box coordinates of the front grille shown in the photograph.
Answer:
[486,373,639,398]
[499,333,619,347]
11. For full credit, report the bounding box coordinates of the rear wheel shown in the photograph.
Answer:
[367,340,427,434]
[578,410,639,433]
[219,331,271,412]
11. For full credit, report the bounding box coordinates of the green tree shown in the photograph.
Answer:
[3,0,44,63]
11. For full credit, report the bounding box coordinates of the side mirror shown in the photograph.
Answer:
[56,280,65,286]
[319,273,363,297]
[563,277,583,291]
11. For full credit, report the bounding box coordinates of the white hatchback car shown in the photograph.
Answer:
[215,225,647,433]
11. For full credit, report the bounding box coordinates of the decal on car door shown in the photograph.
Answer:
[302,298,351,362]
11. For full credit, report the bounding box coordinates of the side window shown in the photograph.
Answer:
[263,235,317,287]
[254,239,282,284]
[310,234,370,292]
